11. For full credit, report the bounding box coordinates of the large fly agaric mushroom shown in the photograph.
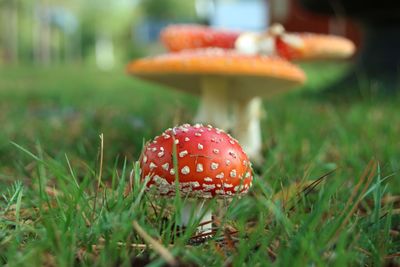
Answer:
[140,123,253,234]
[127,48,306,162]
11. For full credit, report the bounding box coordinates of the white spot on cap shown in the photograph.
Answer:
[215,128,222,134]
[162,163,169,171]
[157,151,164,158]
[234,186,239,192]
[181,181,200,188]
[242,160,247,166]
[223,183,233,188]
[181,166,190,175]
[213,149,219,154]
[225,160,231,166]
[216,172,224,179]
[153,175,170,186]
[198,143,203,150]
[229,140,235,145]
[151,147,157,152]
[199,129,204,133]
[171,127,177,135]
[203,184,215,191]
[194,132,202,137]
[143,156,148,163]
[179,150,188,158]
[211,162,219,170]
[216,184,221,188]
[194,124,201,128]
[181,187,191,193]
[149,162,157,169]
[163,134,171,139]
[204,177,213,182]
[196,163,204,172]
[170,169,175,175]
[184,137,190,142]
[174,139,179,144]
[230,169,237,178]
[245,172,251,178]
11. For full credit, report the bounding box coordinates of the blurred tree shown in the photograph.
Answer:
[0,0,20,63]
[78,0,138,68]
[0,0,198,66]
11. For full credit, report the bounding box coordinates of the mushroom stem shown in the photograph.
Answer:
[181,199,212,234]
[232,97,263,163]
[194,76,231,130]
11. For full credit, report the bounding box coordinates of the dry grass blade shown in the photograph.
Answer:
[132,220,178,266]
[223,228,237,253]
[123,168,135,197]
[301,169,336,196]
[92,241,179,250]
[273,169,335,211]
[92,134,104,219]
[385,252,400,259]
[267,246,277,261]
[333,160,377,241]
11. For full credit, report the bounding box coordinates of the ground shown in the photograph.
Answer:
[0,63,399,266]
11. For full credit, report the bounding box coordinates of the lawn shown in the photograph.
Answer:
[0,64,399,266]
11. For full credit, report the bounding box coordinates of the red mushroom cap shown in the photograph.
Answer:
[140,124,253,198]
[161,24,240,52]
[276,33,356,60]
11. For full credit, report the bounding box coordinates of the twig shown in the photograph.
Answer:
[385,252,400,259]
[132,220,177,266]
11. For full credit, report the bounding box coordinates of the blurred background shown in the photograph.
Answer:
[0,0,361,68]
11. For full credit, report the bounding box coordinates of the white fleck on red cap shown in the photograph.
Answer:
[140,124,253,198]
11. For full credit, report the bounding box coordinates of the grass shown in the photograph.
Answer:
[0,64,399,266]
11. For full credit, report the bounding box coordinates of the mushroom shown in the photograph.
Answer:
[139,123,253,234]
[127,48,306,162]
[161,24,240,52]
[160,23,355,61]
[235,23,356,60]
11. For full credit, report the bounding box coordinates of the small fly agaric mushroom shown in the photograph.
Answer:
[235,24,356,60]
[139,124,253,234]
[161,23,355,61]
[127,48,305,162]
[161,24,240,52]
